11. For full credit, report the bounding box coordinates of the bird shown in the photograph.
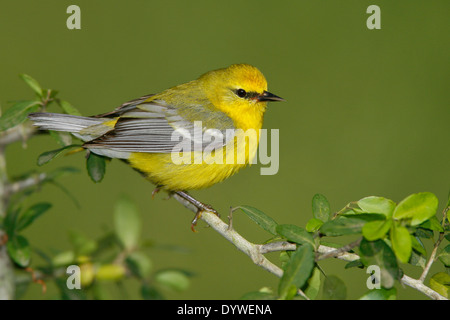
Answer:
[28,64,284,229]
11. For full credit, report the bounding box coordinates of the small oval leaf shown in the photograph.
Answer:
[16,202,52,231]
[276,224,315,248]
[390,224,412,264]
[393,192,438,226]
[236,205,278,235]
[19,74,43,97]
[57,100,82,116]
[359,287,397,300]
[278,244,314,299]
[0,100,41,131]
[429,272,450,298]
[312,194,331,222]
[322,275,347,300]
[155,270,190,292]
[362,219,392,241]
[357,196,396,217]
[114,195,141,251]
[37,144,82,166]
[7,235,31,267]
[86,152,106,183]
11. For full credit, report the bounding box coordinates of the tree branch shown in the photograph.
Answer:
[4,172,47,198]
[315,238,362,261]
[0,123,36,148]
[171,195,448,300]
[419,232,444,283]
[0,146,15,300]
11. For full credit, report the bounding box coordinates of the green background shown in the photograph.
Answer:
[1,0,449,299]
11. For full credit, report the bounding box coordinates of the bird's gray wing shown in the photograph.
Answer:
[84,99,236,153]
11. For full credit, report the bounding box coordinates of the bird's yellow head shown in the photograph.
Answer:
[199,64,284,129]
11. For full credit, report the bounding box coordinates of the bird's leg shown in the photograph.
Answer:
[173,191,219,232]
[151,185,162,200]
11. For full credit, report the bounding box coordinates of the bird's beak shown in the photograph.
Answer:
[258,91,285,102]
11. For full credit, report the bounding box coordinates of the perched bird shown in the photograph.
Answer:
[28,64,284,228]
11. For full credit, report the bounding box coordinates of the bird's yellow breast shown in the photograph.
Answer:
[128,128,261,191]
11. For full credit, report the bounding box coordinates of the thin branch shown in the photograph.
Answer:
[315,238,362,261]
[316,244,361,263]
[171,195,447,300]
[4,172,47,198]
[419,232,445,283]
[0,123,36,147]
[419,206,449,283]
[259,241,296,254]
[0,146,15,300]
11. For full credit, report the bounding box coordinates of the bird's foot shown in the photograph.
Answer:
[173,191,219,232]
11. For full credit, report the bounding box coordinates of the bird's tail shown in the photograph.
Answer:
[28,112,110,141]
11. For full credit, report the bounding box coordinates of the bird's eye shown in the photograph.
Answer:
[236,89,247,98]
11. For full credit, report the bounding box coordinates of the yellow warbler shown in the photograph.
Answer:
[29,64,284,227]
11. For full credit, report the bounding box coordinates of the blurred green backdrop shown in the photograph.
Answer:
[1,0,449,299]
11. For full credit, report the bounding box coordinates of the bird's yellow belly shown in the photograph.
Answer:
[127,133,259,191]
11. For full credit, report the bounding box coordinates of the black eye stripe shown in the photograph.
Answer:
[233,89,260,99]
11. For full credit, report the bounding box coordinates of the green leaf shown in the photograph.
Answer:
[49,130,72,146]
[276,224,315,248]
[357,196,396,217]
[16,202,52,231]
[415,227,433,239]
[322,275,346,300]
[409,251,426,269]
[304,267,321,300]
[86,152,106,183]
[68,230,98,256]
[278,245,314,299]
[7,235,31,267]
[19,74,43,97]
[52,250,76,267]
[155,270,190,292]
[344,259,364,269]
[312,194,331,222]
[126,251,152,279]
[362,219,392,241]
[359,287,397,300]
[429,272,450,298]
[236,205,278,235]
[279,251,290,269]
[359,239,400,289]
[410,235,426,256]
[114,195,141,251]
[418,216,444,232]
[390,224,412,263]
[55,277,87,300]
[0,100,40,131]
[4,207,20,238]
[438,245,450,267]
[37,144,82,166]
[96,264,126,281]
[57,100,82,116]
[320,215,384,236]
[141,283,165,300]
[305,218,324,232]
[393,192,438,226]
